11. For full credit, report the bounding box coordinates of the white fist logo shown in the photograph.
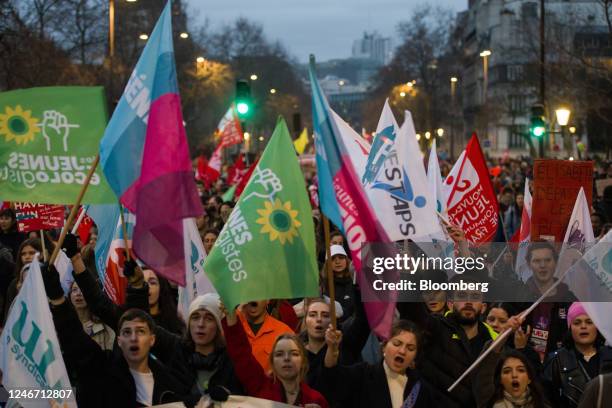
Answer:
[40,110,80,152]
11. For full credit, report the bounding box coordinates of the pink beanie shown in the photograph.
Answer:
[567,302,589,327]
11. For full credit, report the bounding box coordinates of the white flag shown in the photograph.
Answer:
[557,187,595,278]
[55,249,74,296]
[178,218,217,319]
[0,255,76,407]
[361,102,442,241]
[564,230,612,344]
[427,139,446,216]
[562,187,594,247]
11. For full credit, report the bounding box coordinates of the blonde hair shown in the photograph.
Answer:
[269,333,309,384]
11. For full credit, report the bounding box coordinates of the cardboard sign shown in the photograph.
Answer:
[531,160,593,242]
[14,202,64,232]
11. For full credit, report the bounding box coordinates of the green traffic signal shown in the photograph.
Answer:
[529,104,547,139]
[531,125,545,138]
[235,79,252,119]
[236,101,249,115]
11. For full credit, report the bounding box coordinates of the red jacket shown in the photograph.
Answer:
[223,319,329,408]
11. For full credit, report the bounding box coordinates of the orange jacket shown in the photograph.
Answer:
[238,311,294,373]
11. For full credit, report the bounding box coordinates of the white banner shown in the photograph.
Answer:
[0,255,76,408]
[178,218,217,319]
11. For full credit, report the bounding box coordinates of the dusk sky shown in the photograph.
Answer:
[185,0,468,62]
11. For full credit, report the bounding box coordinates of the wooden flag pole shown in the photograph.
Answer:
[40,230,47,262]
[119,203,131,261]
[447,263,574,392]
[49,154,100,265]
[322,215,337,330]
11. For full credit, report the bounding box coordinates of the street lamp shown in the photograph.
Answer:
[425,131,431,140]
[555,107,571,126]
[179,32,189,39]
[569,126,576,134]
[250,74,258,80]
[555,107,571,154]
[139,33,149,40]
[270,88,277,94]
[480,50,491,103]
[400,91,406,97]
[416,133,421,141]
[436,128,444,137]
[196,56,205,63]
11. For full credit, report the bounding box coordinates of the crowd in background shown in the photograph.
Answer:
[0,157,611,408]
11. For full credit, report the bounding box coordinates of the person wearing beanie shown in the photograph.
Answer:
[542,302,612,408]
[145,293,244,402]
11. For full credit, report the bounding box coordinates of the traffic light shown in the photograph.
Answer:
[235,79,252,119]
[529,104,547,139]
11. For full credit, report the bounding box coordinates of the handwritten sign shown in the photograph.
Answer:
[531,160,593,242]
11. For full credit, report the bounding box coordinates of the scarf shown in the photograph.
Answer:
[492,389,533,408]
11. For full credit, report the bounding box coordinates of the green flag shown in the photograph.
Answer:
[221,184,237,202]
[0,86,115,204]
[204,117,318,307]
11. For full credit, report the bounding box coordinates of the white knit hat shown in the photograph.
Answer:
[188,293,222,329]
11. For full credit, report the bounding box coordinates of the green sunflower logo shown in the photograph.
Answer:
[256,198,301,244]
[0,105,40,145]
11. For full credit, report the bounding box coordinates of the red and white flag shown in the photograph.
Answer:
[515,180,533,280]
[197,144,224,189]
[443,134,499,243]
[216,105,243,147]
[227,154,247,186]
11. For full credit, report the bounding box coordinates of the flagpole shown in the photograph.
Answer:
[447,263,574,392]
[71,206,88,235]
[49,154,100,265]
[40,230,47,262]
[119,203,131,261]
[322,215,337,329]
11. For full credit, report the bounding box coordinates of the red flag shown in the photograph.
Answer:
[196,155,208,183]
[76,207,94,244]
[216,106,243,147]
[235,160,258,198]
[197,144,223,190]
[227,154,247,186]
[444,134,499,243]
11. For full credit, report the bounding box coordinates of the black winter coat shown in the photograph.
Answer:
[542,345,612,408]
[320,361,451,408]
[72,268,150,332]
[150,324,244,399]
[398,303,497,407]
[306,289,370,403]
[51,300,191,408]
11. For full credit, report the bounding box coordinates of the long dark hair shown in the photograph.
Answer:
[15,238,42,283]
[155,274,186,334]
[488,350,548,408]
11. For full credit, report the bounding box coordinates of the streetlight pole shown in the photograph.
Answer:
[450,76,458,161]
[109,0,115,105]
[479,50,491,104]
